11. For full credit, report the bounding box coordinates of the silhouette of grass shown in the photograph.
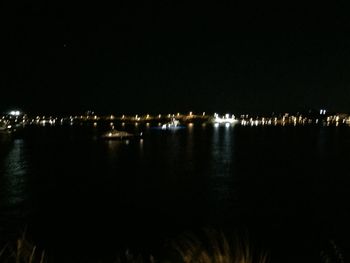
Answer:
[0,230,269,263]
[1,230,347,263]
[170,230,268,263]
[0,233,46,263]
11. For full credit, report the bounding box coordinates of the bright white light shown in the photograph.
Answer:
[320,109,326,115]
[213,114,238,124]
[9,111,21,116]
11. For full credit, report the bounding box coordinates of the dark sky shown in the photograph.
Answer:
[2,1,350,115]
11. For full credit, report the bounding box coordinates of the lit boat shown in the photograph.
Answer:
[101,130,135,139]
[161,118,180,129]
[213,113,239,124]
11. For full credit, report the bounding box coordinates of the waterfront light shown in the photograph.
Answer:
[9,110,21,116]
[213,113,238,124]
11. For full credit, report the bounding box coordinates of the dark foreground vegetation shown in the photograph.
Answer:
[0,230,345,263]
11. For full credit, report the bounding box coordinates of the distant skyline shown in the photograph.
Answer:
[2,2,350,115]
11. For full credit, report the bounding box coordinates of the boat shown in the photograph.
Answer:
[213,113,239,124]
[101,129,138,140]
[161,118,180,129]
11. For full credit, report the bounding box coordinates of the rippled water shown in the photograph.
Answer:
[1,124,350,262]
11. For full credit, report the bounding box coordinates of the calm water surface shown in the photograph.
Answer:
[1,123,350,262]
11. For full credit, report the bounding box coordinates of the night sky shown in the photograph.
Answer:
[2,1,350,115]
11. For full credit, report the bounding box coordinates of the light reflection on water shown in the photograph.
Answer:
[1,124,350,260]
[211,124,235,177]
[0,139,28,207]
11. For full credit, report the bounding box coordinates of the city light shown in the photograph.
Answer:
[9,110,21,116]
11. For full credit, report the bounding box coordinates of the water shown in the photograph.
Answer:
[1,123,350,262]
